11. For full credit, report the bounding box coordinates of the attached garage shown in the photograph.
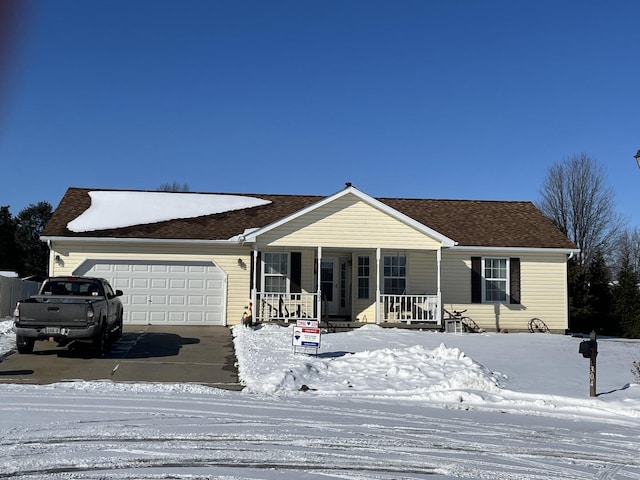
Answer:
[73,260,227,326]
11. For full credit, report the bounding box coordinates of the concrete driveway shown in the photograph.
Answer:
[0,325,242,390]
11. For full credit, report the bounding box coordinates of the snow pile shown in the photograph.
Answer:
[233,323,640,418]
[67,190,271,232]
[236,325,502,401]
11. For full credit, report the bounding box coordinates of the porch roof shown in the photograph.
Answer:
[43,186,576,250]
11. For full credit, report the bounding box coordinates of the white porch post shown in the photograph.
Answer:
[251,245,258,319]
[316,246,322,323]
[375,247,381,325]
[436,248,442,325]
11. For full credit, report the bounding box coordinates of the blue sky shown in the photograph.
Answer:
[2,0,640,229]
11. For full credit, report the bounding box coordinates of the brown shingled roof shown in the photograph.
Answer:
[42,187,576,250]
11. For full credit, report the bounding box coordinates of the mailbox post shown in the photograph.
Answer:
[578,331,598,397]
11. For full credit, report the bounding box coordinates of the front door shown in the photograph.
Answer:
[320,258,339,316]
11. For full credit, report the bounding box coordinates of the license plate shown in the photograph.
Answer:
[43,327,60,335]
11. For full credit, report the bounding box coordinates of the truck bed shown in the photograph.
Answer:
[16,295,101,327]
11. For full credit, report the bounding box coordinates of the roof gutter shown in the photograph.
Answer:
[451,245,581,255]
[40,236,241,246]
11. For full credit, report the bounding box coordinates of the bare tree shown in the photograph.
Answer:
[615,227,640,276]
[158,182,190,192]
[537,153,623,266]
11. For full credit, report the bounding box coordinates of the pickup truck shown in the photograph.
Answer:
[13,276,124,355]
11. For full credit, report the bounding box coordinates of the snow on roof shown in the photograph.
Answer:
[67,191,272,233]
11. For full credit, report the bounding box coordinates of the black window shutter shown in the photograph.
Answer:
[290,252,302,293]
[509,257,521,304]
[471,257,482,303]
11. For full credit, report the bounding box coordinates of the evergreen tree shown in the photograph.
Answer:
[0,206,20,273]
[568,258,590,332]
[613,256,640,338]
[14,202,53,277]
[586,249,615,334]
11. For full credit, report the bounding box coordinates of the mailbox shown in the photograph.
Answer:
[579,340,597,358]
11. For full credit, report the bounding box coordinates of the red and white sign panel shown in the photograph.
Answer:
[296,319,319,328]
[292,326,321,348]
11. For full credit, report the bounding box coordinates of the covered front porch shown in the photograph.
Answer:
[250,246,443,327]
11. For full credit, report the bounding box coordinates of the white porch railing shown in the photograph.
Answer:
[256,292,318,323]
[381,294,439,325]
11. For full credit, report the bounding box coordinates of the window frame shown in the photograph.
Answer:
[262,252,290,293]
[357,255,370,300]
[482,257,510,303]
[382,254,407,295]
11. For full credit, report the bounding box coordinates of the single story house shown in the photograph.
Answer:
[41,184,578,333]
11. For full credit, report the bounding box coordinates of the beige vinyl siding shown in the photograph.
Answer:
[441,250,569,332]
[406,250,438,296]
[48,241,250,326]
[258,195,442,250]
[441,251,473,304]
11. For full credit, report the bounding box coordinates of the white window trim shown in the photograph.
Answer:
[482,257,510,303]
[262,252,290,293]
[382,254,408,295]
[357,255,370,300]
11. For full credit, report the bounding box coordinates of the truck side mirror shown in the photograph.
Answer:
[115,290,123,297]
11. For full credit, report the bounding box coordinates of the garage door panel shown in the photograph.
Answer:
[150,295,167,305]
[112,278,130,289]
[206,295,222,306]
[169,295,185,305]
[187,312,205,323]
[207,281,223,292]
[149,311,167,323]
[187,296,203,306]
[74,260,226,326]
[132,278,149,289]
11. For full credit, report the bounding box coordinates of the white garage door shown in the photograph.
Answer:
[73,260,227,325]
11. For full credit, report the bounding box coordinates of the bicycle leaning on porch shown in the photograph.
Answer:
[442,308,484,333]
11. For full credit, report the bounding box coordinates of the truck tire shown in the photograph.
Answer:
[110,311,123,342]
[16,335,35,354]
[92,323,108,357]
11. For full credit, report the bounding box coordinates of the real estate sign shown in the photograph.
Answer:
[292,325,321,348]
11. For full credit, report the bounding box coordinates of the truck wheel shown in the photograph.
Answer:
[92,324,108,357]
[111,312,123,342]
[16,335,35,354]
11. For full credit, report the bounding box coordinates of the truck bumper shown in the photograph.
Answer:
[13,324,100,341]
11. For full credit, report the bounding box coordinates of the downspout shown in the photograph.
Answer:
[251,245,258,322]
[317,246,322,323]
[48,239,54,276]
[375,247,381,325]
[436,248,442,325]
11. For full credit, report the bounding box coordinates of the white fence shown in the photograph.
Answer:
[256,292,318,322]
[381,294,439,324]
[0,276,41,319]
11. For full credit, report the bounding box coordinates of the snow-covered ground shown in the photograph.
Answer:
[1,319,639,479]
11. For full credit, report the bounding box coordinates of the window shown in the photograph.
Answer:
[357,256,370,299]
[263,252,288,293]
[483,257,508,302]
[383,255,406,294]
